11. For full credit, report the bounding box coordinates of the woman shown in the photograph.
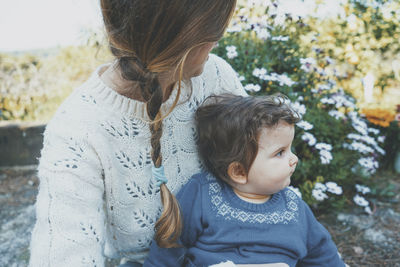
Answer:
[29,0,245,266]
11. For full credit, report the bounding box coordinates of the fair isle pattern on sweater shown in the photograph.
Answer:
[207,174,299,224]
[28,54,246,267]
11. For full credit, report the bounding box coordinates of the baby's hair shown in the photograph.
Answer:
[195,94,300,183]
[101,0,237,248]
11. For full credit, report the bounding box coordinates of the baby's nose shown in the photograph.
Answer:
[290,153,298,166]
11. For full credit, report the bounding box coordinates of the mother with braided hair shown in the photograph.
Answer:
[29,0,246,266]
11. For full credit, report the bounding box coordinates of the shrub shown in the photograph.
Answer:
[0,35,111,121]
[301,0,400,112]
[213,1,386,213]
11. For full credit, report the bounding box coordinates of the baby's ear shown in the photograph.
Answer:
[227,162,248,185]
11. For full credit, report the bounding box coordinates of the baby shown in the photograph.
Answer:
[144,94,345,267]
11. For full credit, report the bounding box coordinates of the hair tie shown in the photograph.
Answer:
[152,165,168,187]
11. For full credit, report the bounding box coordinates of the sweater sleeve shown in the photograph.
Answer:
[297,202,345,267]
[144,176,204,267]
[29,119,106,266]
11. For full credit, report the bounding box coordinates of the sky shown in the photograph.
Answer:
[0,0,102,52]
[0,0,344,53]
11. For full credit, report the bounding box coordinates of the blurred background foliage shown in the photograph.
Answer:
[212,0,399,212]
[302,0,400,114]
[0,0,398,212]
[0,31,111,121]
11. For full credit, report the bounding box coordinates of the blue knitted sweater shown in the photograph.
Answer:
[144,172,345,267]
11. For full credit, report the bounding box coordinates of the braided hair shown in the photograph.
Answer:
[101,0,237,247]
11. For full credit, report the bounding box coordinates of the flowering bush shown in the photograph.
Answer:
[0,37,111,121]
[213,0,386,213]
[360,107,395,128]
[301,0,400,114]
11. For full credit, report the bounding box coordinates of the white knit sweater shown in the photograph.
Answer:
[29,54,246,266]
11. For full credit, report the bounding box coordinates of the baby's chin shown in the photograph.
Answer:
[285,177,291,187]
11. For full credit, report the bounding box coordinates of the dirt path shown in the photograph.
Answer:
[1,166,399,266]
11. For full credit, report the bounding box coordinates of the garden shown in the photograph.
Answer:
[0,0,399,266]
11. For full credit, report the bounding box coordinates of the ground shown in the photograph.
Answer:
[0,166,399,267]
[317,171,400,267]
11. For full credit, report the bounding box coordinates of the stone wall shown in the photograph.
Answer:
[0,122,45,167]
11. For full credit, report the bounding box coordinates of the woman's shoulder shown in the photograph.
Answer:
[204,54,237,78]
[196,54,246,97]
[44,67,111,139]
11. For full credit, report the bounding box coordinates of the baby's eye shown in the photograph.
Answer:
[276,150,284,157]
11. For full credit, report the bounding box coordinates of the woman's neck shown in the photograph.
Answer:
[100,62,176,102]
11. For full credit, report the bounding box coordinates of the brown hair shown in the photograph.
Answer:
[195,94,300,183]
[100,0,237,248]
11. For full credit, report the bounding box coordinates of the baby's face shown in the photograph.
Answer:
[241,122,298,198]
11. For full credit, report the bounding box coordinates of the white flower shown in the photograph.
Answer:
[347,133,376,146]
[377,136,385,143]
[239,75,245,81]
[360,135,376,146]
[355,184,371,194]
[375,146,386,155]
[247,0,273,7]
[253,67,267,78]
[347,133,361,141]
[328,110,345,120]
[275,73,296,87]
[352,124,368,136]
[296,120,314,131]
[312,188,328,201]
[226,45,238,59]
[320,91,356,109]
[320,97,335,105]
[348,112,369,136]
[314,182,327,191]
[353,194,369,207]
[244,83,261,92]
[227,24,242,33]
[332,94,355,108]
[358,157,379,174]
[255,72,296,87]
[319,149,333,164]
[326,182,343,195]
[315,143,332,151]
[291,102,306,117]
[300,57,316,72]
[301,132,317,146]
[346,133,384,155]
[364,206,373,215]
[325,56,335,65]
[273,13,286,26]
[287,186,302,198]
[343,141,374,154]
[255,27,270,40]
[271,35,289,41]
[318,84,331,91]
[368,128,380,135]
[300,57,317,65]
